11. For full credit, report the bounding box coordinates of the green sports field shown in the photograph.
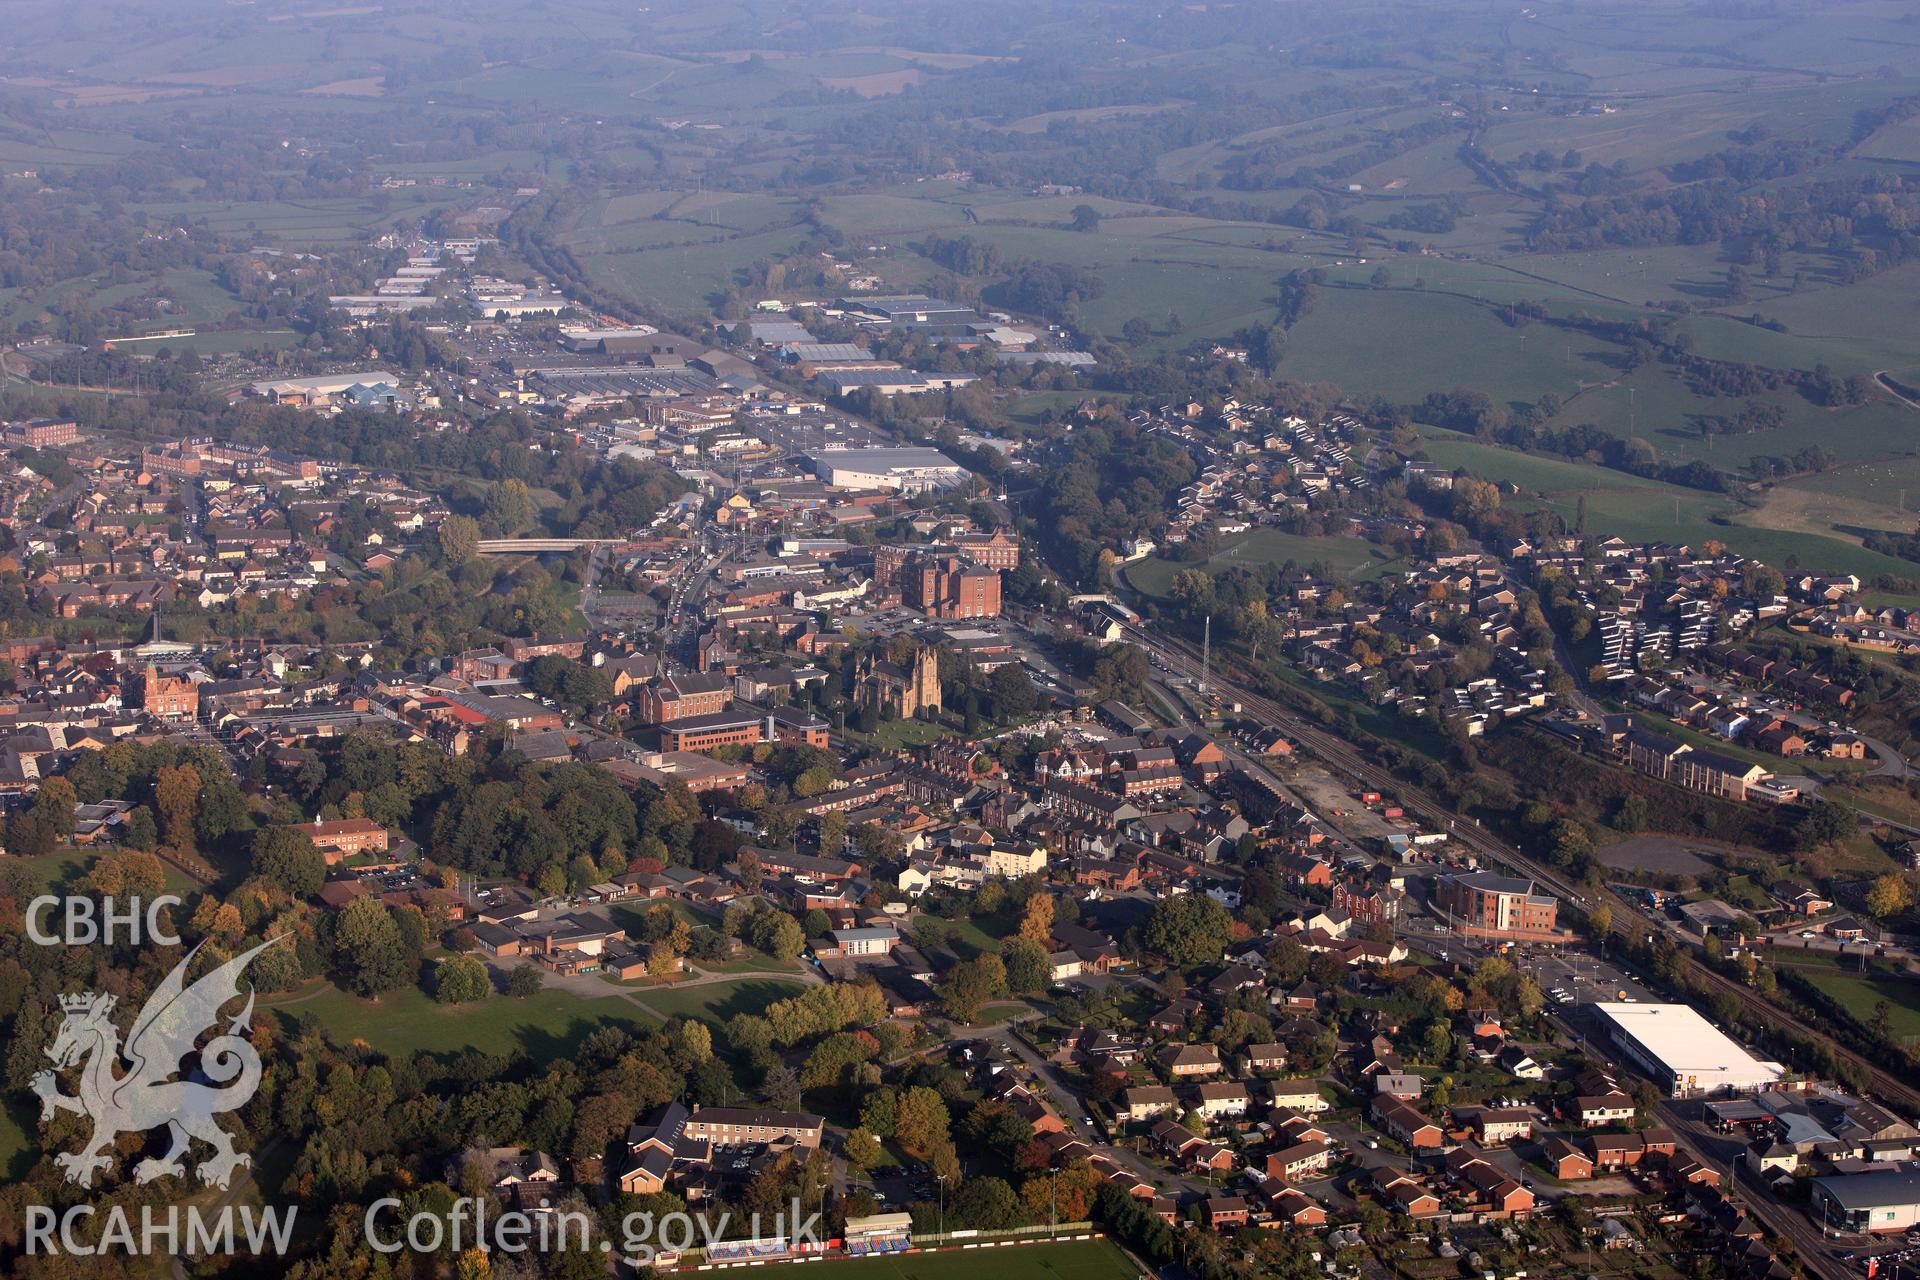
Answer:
[265,981,657,1060]
[1126,529,1406,601]
[802,1238,1141,1280]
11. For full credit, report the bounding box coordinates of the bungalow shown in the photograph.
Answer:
[1151,1119,1235,1171]
[1148,996,1205,1034]
[1245,1043,1288,1074]
[1207,962,1263,998]
[1161,1042,1224,1078]
[1249,729,1294,758]
[1000,1084,1067,1135]
[1035,1131,1093,1166]
[1668,1152,1722,1187]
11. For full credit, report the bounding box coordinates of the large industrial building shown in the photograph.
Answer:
[1591,1002,1784,1096]
[813,447,968,493]
[1810,1170,1920,1233]
[248,371,405,408]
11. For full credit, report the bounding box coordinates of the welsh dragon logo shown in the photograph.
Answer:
[32,937,279,1189]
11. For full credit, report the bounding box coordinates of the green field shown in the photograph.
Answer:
[112,329,301,356]
[1774,457,1920,520]
[1417,432,1920,580]
[1278,286,1626,404]
[940,915,1013,960]
[1537,362,1920,470]
[11,846,201,896]
[1749,261,1920,373]
[802,1238,1140,1280]
[637,977,797,1024]
[1126,528,1406,600]
[266,982,657,1060]
[1804,970,1920,1041]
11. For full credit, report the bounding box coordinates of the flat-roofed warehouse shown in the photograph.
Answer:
[812,447,968,494]
[1591,1002,1783,1096]
[533,367,717,398]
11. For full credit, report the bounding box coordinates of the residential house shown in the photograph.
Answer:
[1161,1042,1223,1078]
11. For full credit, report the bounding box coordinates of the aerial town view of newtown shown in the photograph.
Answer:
[15,2,1920,1279]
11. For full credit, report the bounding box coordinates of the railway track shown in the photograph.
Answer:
[1124,622,1920,1117]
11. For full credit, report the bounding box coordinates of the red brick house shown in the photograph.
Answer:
[293,818,392,866]
[1374,1097,1443,1149]
[1544,1136,1593,1180]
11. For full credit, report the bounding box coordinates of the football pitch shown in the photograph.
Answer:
[795,1239,1142,1280]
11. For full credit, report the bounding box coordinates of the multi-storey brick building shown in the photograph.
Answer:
[658,706,831,753]
[873,546,1002,618]
[134,664,198,719]
[4,418,78,447]
[293,818,392,866]
[903,554,1000,618]
[1334,881,1403,930]
[1433,871,1559,939]
[950,528,1020,570]
[636,671,732,724]
[679,1105,824,1149]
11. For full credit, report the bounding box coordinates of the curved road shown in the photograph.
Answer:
[976,1020,1216,1199]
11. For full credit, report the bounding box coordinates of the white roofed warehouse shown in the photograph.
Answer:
[813,447,968,493]
[1591,1002,1783,1096]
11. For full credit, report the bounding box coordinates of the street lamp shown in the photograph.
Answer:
[1050,1168,1059,1240]
[935,1172,948,1240]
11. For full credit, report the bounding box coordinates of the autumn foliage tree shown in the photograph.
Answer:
[153,763,201,847]
[1018,891,1054,944]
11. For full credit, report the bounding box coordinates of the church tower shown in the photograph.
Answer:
[913,646,942,717]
